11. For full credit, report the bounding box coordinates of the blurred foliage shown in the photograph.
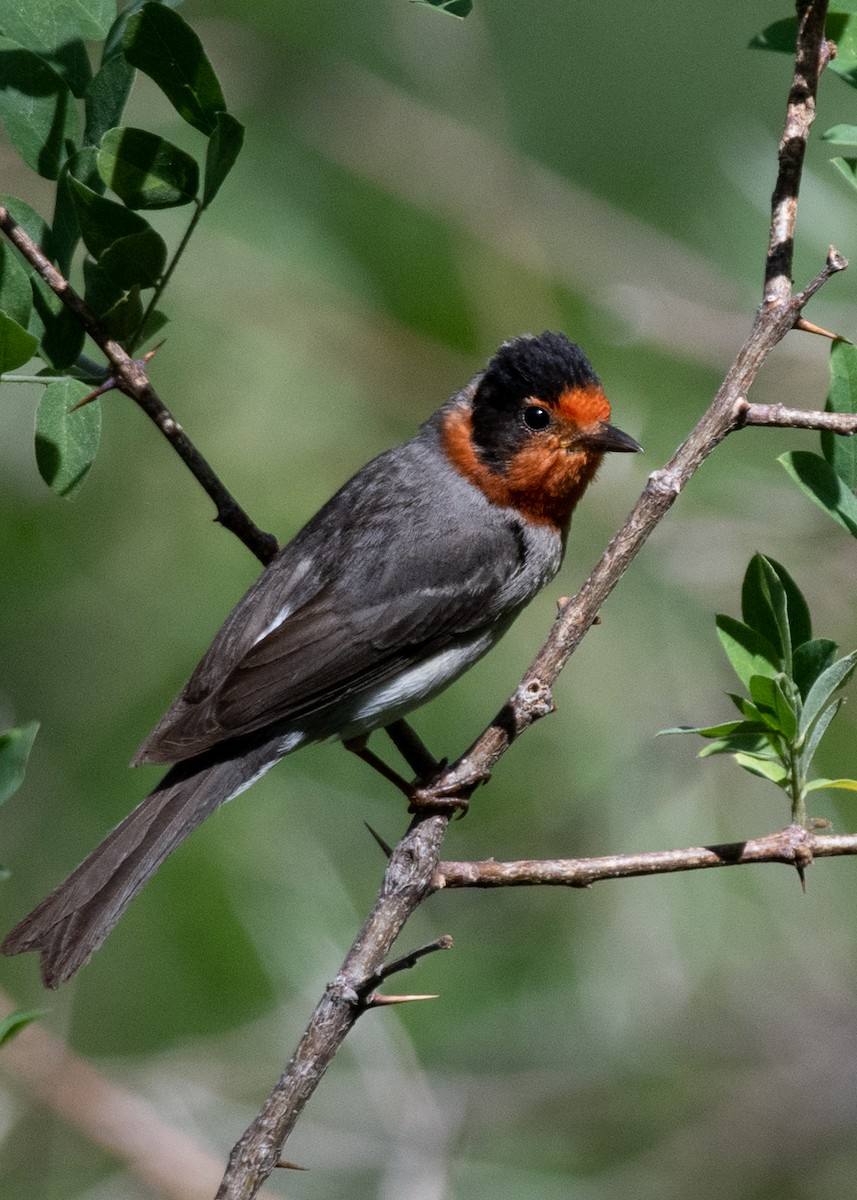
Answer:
[2,1,857,1198]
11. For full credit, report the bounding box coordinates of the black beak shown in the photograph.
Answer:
[584,423,643,454]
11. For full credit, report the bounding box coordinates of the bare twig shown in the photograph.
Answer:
[765,0,833,302]
[740,403,857,432]
[215,814,449,1200]
[435,826,857,889]
[0,206,279,566]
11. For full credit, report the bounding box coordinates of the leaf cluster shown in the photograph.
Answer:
[663,555,857,825]
[0,0,244,495]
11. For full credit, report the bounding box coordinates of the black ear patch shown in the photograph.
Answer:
[470,332,599,474]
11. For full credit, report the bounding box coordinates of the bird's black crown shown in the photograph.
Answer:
[477,332,599,410]
[469,332,599,473]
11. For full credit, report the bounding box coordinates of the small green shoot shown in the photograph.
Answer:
[661,555,857,826]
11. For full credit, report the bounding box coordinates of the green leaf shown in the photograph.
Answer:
[0,310,37,371]
[203,111,244,207]
[0,1009,43,1048]
[658,721,747,738]
[0,194,83,368]
[67,175,149,258]
[793,638,838,698]
[30,281,85,369]
[779,450,857,537]
[82,257,123,317]
[85,51,136,145]
[806,777,857,792]
[741,555,808,663]
[734,753,788,785]
[804,697,841,767]
[122,3,225,136]
[821,124,857,144]
[799,650,857,740]
[822,339,857,489]
[411,0,473,17]
[98,126,199,209]
[52,146,103,276]
[67,176,167,287]
[0,39,81,180]
[35,379,102,497]
[0,240,33,327]
[715,614,781,687]
[749,673,797,741]
[99,228,167,290]
[0,0,114,47]
[698,730,771,758]
[0,722,39,806]
[101,285,144,342]
[833,156,857,195]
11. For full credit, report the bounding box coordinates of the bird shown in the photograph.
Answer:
[2,331,641,988]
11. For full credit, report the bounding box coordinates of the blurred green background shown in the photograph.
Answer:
[4,1,857,1196]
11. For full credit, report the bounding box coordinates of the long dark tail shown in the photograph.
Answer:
[1,742,279,988]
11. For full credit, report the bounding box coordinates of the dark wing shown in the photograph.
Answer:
[135,436,534,765]
[136,550,520,764]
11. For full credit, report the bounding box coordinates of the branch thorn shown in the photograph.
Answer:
[275,1160,310,1171]
[364,822,392,858]
[794,317,839,340]
[69,376,117,411]
[365,992,439,1007]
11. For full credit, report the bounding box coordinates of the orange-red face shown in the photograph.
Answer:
[442,383,628,530]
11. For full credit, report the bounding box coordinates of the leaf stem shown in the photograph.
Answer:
[130,199,203,354]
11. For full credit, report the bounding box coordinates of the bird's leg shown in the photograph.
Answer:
[343,726,468,814]
[384,719,444,779]
[342,735,416,799]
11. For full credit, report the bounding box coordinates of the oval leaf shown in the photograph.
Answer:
[122,3,225,135]
[734,753,788,785]
[741,555,806,664]
[0,0,113,47]
[85,51,136,145]
[68,175,149,257]
[35,379,102,497]
[0,39,81,180]
[748,674,797,741]
[0,309,37,371]
[0,240,33,327]
[98,228,167,289]
[715,614,781,687]
[779,450,857,537]
[98,126,199,209]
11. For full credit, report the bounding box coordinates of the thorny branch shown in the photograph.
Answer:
[0,206,278,567]
[435,826,857,890]
[212,3,851,1197]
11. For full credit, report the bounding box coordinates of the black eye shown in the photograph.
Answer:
[522,404,552,431]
